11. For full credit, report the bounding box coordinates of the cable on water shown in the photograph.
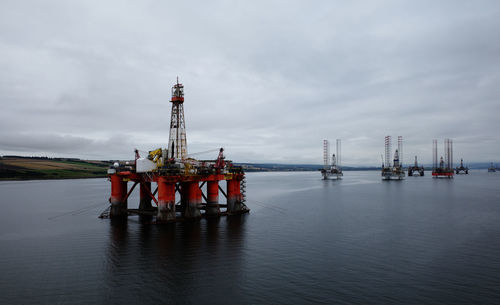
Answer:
[48,202,107,220]
[247,199,287,214]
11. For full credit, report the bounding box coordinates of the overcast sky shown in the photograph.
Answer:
[1,0,499,165]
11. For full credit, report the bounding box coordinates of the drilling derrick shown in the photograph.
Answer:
[393,149,400,168]
[381,135,405,180]
[432,138,454,178]
[168,78,188,160]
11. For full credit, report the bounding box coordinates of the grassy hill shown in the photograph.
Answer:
[0,157,111,180]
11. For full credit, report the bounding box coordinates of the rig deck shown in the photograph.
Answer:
[103,166,248,222]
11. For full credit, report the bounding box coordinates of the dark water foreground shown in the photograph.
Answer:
[1,171,500,304]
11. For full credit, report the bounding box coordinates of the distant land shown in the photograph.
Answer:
[0,155,497,180]
[236,163,378,172]
[0,156,111,180]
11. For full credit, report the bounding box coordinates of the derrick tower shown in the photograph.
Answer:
[168,78,188,159]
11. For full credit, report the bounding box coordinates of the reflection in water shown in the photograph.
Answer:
[105,215,248,303]
[108,218,129,268]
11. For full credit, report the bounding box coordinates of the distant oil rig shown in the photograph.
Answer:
[320,139,343,179]
[455,158,469,174]
[381,136,405,180]
[432,139,454,178]
[102,79,249,221]
[408,156,425,176]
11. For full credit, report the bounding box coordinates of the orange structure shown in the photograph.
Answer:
[104,80,249,222]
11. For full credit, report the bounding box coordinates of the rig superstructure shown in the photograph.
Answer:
[455,158,469,174]
[320,139,343,180]
[432,139,454,178]
[381,136,405,180]
[408,156,425,176]
[103,79,249,222]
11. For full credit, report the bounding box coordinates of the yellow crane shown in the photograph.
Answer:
[148,148,163,169]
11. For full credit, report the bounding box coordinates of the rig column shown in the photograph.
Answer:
[182,182,202,219]
[206,181,220,216]
[227,177,245,214]
[110,174,128,218]
[157,177,176,222]
[139,182,153,211]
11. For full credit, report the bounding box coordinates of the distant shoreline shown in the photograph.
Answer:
[0,175,108,182]
[0,156,493,181]
[0,157,111,181]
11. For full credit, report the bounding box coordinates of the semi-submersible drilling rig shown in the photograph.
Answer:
[104,80,249,221]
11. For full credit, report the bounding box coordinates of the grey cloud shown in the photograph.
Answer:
[1,0,500,165]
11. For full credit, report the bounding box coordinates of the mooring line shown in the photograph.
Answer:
[48,202,106,220]
[248,199,287,214]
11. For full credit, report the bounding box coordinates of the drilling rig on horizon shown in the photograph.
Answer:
[320,139,343,180]
[381,136,405,180]
[432,139,454,178]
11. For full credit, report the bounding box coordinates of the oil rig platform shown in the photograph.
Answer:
[432,139,454,178]
[381,136,405,180]
[488,163,496,172]
[320,139,343,179]
[408,156,425,176]
[102,79,249,222]
[455,158,469,174]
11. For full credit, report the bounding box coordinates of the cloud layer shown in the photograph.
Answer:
[1,0,499,165]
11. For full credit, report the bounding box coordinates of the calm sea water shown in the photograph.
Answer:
[1,171,500,304]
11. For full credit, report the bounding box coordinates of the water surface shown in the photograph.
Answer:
[1,171,500,304]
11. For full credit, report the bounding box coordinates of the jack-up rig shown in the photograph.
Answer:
[432,139,454,178]
[381,136,405,180]
[488,163,497,173]
[408,156,425,176]
[455,158,469,174]
[102,79,249,221]
[320,139,343,180]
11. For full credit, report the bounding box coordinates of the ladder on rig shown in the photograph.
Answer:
[240,176,246,204]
